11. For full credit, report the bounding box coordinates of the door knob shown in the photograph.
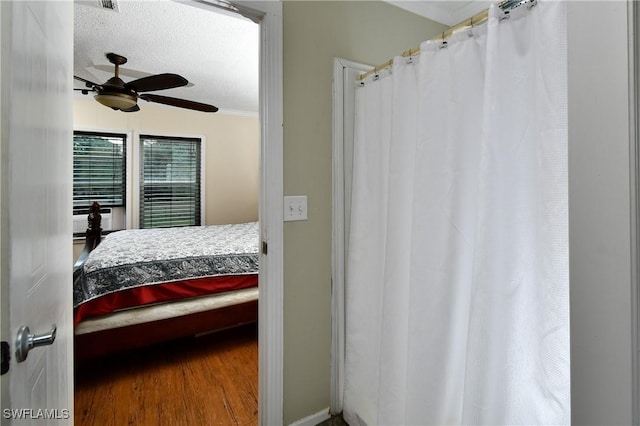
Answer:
[15,324,56,363]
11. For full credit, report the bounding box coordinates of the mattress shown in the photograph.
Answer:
[73,222,259,325]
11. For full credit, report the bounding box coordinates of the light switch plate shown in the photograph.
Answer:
[284,195,308,221]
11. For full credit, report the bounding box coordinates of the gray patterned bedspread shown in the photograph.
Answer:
[73,222,259,308]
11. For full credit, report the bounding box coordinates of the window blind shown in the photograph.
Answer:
[73,131,126,211]
[139,135,202,228]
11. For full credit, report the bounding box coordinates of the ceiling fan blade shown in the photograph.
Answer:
[140,94,218,113]
[122,104,140,113]
[125,73,188,93]
[74,88,96,96]
[74,75,99,88]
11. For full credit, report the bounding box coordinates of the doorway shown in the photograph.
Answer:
[71,0,283,424]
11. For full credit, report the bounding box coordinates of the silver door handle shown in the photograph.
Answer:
[15,324,56,363]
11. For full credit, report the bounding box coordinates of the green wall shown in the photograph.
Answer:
[282,2,446,422]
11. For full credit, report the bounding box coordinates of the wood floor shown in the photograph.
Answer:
[74,323,258,426]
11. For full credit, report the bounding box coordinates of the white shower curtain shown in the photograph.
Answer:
[344,2,568,425]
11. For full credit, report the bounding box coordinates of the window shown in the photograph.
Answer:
[139,135,202,228]
[73,131,126,212]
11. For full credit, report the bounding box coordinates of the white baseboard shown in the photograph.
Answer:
[288,408,331,426]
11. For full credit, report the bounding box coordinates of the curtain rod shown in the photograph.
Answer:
[357,0,536,82]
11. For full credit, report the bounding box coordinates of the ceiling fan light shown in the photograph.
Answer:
[94,93,137,110]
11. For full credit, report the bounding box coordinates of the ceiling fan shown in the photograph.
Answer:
[74,53,218,113]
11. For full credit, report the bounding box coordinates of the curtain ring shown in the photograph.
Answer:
[468,16,476,37]
[440,32,448,49]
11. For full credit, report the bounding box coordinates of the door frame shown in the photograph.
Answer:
[252,2,284,424]
[330,57,371,414]
[232,2,284,424]
[630,0,639,423]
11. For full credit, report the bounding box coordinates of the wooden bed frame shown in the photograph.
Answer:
[73,202,258,362]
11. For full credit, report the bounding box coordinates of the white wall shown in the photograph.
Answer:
[568,2,636,424]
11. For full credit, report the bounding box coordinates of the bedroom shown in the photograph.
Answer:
[71,0,260,258]
[70,0,262,422]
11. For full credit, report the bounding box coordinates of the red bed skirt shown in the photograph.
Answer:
[74,274,258,326]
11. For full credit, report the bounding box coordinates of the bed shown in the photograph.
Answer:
[73,202,259,361]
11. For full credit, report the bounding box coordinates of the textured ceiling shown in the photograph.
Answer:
[74,0,259,114]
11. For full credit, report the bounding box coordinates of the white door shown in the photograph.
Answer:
[1,1,74,424]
